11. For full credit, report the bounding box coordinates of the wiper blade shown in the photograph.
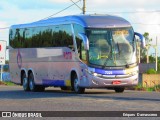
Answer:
[102,53,112,69]
[126,62,137,68]
[117,42,120,56]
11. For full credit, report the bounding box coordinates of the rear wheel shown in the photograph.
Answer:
[29,72,40,92]
[60,86,70,90]
[114,87,125,93]
[37,86,45,92]
[72,74,85,94]
[22,73,30,91]
[29,72,45,92]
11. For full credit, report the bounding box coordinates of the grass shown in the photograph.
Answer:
[134,84,160,92]
[0,81,16,86]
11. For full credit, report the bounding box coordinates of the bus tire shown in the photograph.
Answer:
[28,72,37,92]
[114,87,125,93]
[22,73,30,91]
[60,86,70,90]
[72,74,85,94]
[37,86,45,92]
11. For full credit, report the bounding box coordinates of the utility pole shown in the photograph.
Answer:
[138,43,141,63]
[146,45,149,63]
[155,37,158,71]
[83,0,86,14]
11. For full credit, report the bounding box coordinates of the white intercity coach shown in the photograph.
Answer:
[9,15,145,93]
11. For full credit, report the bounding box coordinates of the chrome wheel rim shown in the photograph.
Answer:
[74,78,79,92]
[23,77,27,90]
[29,77,34,90]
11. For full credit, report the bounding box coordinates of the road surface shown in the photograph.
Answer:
[0,85,159,120]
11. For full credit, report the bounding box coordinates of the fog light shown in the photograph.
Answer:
[93,73,98,76]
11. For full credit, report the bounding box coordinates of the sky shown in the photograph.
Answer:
[0,0,160,58]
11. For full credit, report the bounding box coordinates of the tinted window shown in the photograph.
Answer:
[73,24,86,61]
[9,24,74,48]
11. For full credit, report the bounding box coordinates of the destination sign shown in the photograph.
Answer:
[91,30,107,34]
[113,30,129,35]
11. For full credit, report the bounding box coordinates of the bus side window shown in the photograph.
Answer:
[73,24,86,62]
[76,37,87,62]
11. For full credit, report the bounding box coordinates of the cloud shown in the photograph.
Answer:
[0,21,9,28]
[0,0,67,10]
[48,0,71,4]
[0,0,160,45]
[87,0,160,11]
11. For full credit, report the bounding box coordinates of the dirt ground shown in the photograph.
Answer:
[0,81,7,85]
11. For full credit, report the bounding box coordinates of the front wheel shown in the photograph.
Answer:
[114,87,125,93]
[72,74,85,94]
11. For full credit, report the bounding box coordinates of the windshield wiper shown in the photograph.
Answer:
[117,42,120,56]
[126,62,137,68]
[102,52,112,69]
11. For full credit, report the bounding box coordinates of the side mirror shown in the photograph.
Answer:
[134,32,146,48]
[78,33,89,50]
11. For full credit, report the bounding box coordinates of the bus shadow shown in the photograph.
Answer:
[0,87,160,102]
[0,87,116,100]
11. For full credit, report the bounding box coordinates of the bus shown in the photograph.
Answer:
[9,15,145,93]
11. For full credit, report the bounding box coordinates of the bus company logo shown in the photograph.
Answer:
[2,112,11,117]
[63,52,72,59]
[17,49,22,69]
[105,71,113,75]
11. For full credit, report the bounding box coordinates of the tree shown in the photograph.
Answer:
[140,32,152,63]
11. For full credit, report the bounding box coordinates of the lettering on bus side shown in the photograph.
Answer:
[63,52,72,59]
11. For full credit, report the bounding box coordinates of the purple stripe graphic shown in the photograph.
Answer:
[95,68,125,75]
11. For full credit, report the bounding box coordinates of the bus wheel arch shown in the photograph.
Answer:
[71,70,85,94]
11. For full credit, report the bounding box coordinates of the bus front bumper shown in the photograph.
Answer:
[80,73,138,88]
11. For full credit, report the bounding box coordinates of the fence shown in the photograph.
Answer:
[142,74,160,87]
[0,72,11,81]
[139,63,156,73]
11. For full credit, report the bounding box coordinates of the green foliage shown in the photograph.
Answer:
[134,84,143,90]
[5,60,9,64]
[2,81,16,86]
[146,68,157,74]
[149,56,155,63]
[134,84,160,92]
[140,32,152,63]
[158,60,160,72]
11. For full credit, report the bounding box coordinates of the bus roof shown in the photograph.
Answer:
[10,14,131,29]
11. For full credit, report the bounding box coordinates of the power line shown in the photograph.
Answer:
[0,0,82,30]
[108,10,160,14]
[87,10,160,14]
[40,0,81,20]
[70,0,82,11]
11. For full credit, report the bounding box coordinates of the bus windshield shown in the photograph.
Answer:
[87,27,136,67]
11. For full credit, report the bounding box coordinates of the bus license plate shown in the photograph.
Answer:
[112,81,121,85]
